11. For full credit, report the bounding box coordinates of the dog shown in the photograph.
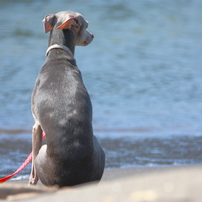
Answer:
[28,11,105,187]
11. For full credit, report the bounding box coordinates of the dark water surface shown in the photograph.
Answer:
[0,0,202,179]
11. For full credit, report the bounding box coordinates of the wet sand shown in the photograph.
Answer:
[0,165,201,201]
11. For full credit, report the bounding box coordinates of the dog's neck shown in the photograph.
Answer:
[48,28,76,56]
[46,44,73,57]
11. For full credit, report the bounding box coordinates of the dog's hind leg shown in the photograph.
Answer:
[34,144,54,186]
[29,120,42,185]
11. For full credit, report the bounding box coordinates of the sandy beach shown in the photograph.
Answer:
[0,164,201,202]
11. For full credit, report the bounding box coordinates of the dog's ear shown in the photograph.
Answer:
[42,14,55,33]
[56,17,78,30]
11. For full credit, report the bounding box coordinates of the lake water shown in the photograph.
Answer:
[0,0,202,179]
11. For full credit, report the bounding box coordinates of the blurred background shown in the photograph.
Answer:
[0,0,202,179]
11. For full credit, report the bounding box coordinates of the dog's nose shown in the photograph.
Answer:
[91,34,94,39]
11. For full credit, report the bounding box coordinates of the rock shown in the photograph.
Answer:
[0,165,201,202]
[0,183,57,201]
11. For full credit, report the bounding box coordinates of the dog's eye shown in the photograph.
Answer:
[74,19,79,25]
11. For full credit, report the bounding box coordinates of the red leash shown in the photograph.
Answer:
[0,132,46,183]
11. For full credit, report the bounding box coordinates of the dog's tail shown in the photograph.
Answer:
[0,132,46,183]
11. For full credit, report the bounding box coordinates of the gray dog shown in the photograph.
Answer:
[29,11,105,187]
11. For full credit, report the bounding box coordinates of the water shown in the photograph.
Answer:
[0,0,202,179]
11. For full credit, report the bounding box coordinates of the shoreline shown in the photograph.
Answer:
[0,164,201,201]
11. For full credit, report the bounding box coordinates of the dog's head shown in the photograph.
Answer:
[43,11,93,46]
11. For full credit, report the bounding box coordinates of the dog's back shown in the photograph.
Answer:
[33,50,104,186]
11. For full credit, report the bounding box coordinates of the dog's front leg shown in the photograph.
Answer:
[29,121,42,185]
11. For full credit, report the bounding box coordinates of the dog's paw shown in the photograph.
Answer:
[28,177,38,186]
